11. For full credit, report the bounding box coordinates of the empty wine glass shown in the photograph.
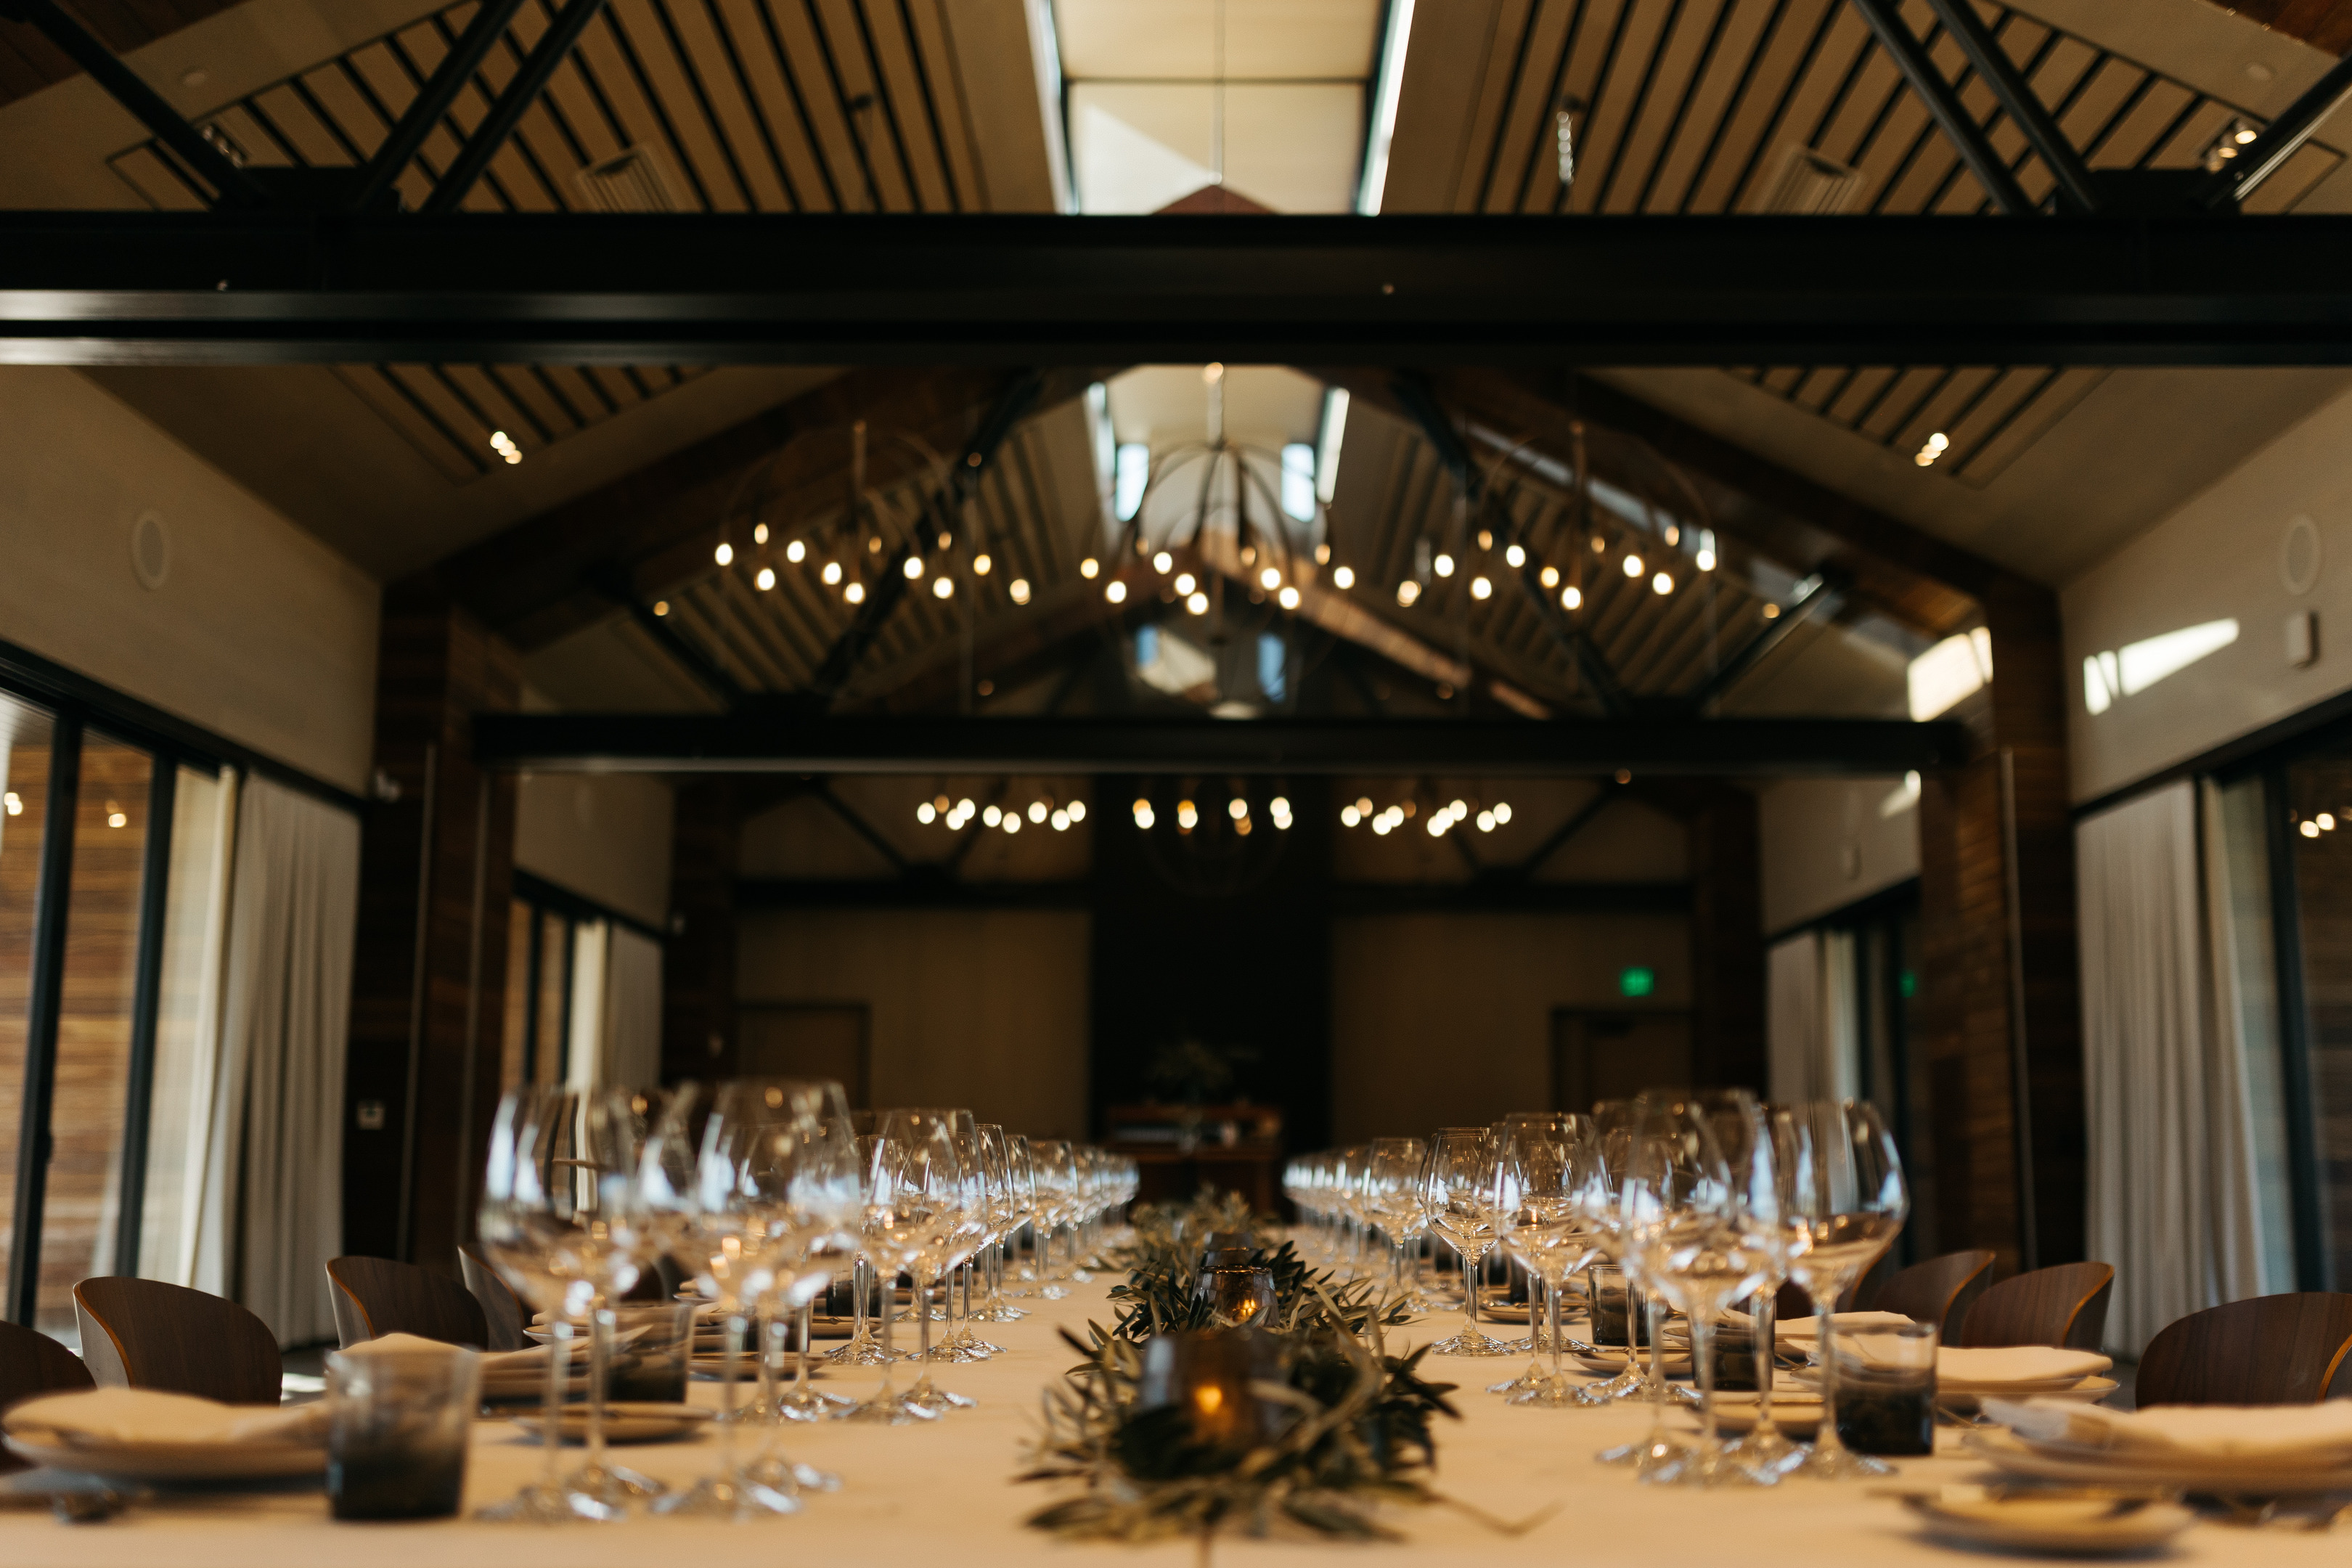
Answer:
[732,1082,857,1487]
[1781,1099,1910,1480]
[1492,1118,1603,1407]
[851,1114,957,1421]
[1422,1128,1510,1357]
[1029,1139,1077,1298]
[970,1124,1027,1323]
[1361,1137,1428,1308]
[1000,1133,1041,1300]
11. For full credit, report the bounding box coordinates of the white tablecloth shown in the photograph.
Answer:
[0,1275,2331,1567]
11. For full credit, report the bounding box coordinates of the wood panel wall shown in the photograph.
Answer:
[344,586,518,1274]
[662,779,745,1085]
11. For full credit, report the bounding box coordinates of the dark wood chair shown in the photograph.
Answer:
[1867,1249,1996,1342]
[0,1319,94,1472]
[326,1257,489,1349]
[73,1278,281,1404]
[2136,1293,2352,1406]
[1955,1262,2114,1350]
[457,1245,527,1352]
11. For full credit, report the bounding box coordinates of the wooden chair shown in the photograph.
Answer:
[457,1245,527,1352]
[73,1278,281,1404]
[326,1257,489,1349]
[0,1319,94,1472]
[2136,1293,2352,1406]
[1867,1249,1996,1342]
[1955,1262,2114,1350]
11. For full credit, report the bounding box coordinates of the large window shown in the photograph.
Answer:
[0,688,236,1339]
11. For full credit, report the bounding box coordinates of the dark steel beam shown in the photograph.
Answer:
[13,213,2352,365]
[471,711,1973,776]
[1918,0,2098,215]
[1514,779,1625,878]
[2204,52,2352,211]
[349,0,529,213]
[590,567,744,707]
[0,0,268,209]
[1848,0,2038,216]
[1684,571,1844,710]
[417,0,608,216]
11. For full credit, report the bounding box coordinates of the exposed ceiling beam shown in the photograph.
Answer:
[10,213,2352,365]
[412,364,1103,649]
[2202,49,2352,209]
[471,712,1972,775]
[415,0,609,216]
[347,0,531,214]
[1916,0,2100,215]
[1849,0,2038,216]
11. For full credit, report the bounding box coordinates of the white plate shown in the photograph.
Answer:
[509,1403,714,1445]
[1966,1427,2352,1494]
[1,1432,323,1482]
[1890,1487,2197,1556]
[1940,1377,2118,1413]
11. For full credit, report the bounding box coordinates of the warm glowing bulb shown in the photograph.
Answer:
[957,798,975,816]
[844,581,865,604]
[984,805,1002,826]
[1623,554,1643,578]
[1186,591,1209,615]
[786,539,806,563]
[1278,586,1300,610]
[1106,580,1127,603]
[973,553,992,576]
[2303,819,2322,838]
[1372,816,1392,836]
[822,561,843,585]
[107,810,127,828]
[933,576,954,598]
[1477,810,1495,832]
[1051,809,1070,831]
[1,793,18,816]
[1342,805,1361,826]
[1135,806,1155,828]
[1541,565,1559,587]
[1696,548,1716,571]
[1003,814,1021,835]
[1562,585,1583,609]
[1334,565,1355,589]
[1177,801,1199,830]
[1153,551,1173,573]
[1652,571,1673,595]
[1355,797,1373,814]
[905,555,924,579]
[1175,573,1197,595]
[756,566,775,590]
[1434,553,1455,578]
[715,541,735,566]
[1426,814,1445,837]
[1271,796,1290,817]
[1080,558,1101,579]
[1506,544,1526,568]
[1470,576,1492,600]
[1397,581,1421,607]
[2324,813,2340,831]
[653,600,669,617]
[1763,603,1781,619]
[917,802,936,824]
[1259,566,1281,591]
[1025,801,1045,824]
[1203,362,1224,383]
[1493,801,1511,824]
[1010,579,1032,605]
[753,522,769,544]
[1228,798,1248,820]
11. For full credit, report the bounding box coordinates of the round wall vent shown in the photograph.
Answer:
[129,511,170,591]
[2283,513,2323,596]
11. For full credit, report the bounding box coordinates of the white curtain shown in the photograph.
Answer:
[2078,780,2264,1356]
[1768,930,1860,1104]
[601,926,663,1091]
[192,776,361,1347]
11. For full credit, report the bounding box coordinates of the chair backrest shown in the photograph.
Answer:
[0,1318,94,1414]
[1954,1261,2114,1349]
[456,1245,526,1352]
[1869,1249,1996,1342]
[2136,1292,2352,1406]
[73,1278,281,1404]
[325,1257,489,1350]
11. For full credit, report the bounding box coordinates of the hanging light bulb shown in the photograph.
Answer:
[1562,584,1583,609]
[1186,592,1209,615]
[822,561,843,585]
[1342,804,1361,827]
[933,576,954,599]
[1259,566,1281,591]
[1003,814,1021,835]
[1153,550,1172,573]
[1228,798,1248,820]
[1066,799,1087,824]
[1278,586,1300,610]
[753,522,769,544]
[1623,554,1644,578]
[1652,571,1674,595]
[1506,544,1526,568]
[1397,581,1422,607]
[1050,809,1070,831]
[973,553,992,575]
[715,541,734,566]
[1132,798,1154,828]
[1476,809,1495,832]
[1434,553,1455,578]
[1010,579,1032,605]
[786,539,807,563]
[1334,565,1355,590]
[1540,565,1560,588]
[917,802,936,824]
[1106,580,1128,603]
[756,566,776,590]
[905,556,925,580]
[1493,801,1512,824]
[1080,558,1101,579]
[1470,576,1493,600]
[983,804,1002,826]
[844,582,865,604]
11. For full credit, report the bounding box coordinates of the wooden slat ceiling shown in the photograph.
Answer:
[102,0,992,479]
[1442,0,2345,486]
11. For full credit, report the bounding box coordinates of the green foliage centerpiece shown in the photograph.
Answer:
[1022,1191,1469,1556]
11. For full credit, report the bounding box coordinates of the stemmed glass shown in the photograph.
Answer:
[901,1109,986,1407]
[1029,1140,1079,1297]
[1000,1134,1041,1300]
[1492,1119,1603,1407]
[1361,1137,1428,1308]
[1622,1090,1780,1486]
[475,1087,616,1523]
[736,1085,859,1485]
[851,1113,957,1421]
[1781,1099,1910,1480]
[930,1111,998,1362]
[970,1124,1028,1323]
[1422,1128,1511,1357]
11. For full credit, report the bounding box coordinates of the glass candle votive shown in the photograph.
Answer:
[327,1342,481,1521]
[1832,1320,1936,1456]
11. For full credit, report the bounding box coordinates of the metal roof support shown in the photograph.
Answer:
[0,0,268,208]
[348,0,529,213]
[418,0,608,216]
[1683,571,1842,711]
[1847,0,2036,216]
[2202,51,2352,211]
[589,565,746,708]
[1917,0,2097,214]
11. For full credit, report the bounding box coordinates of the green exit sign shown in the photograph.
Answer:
[1619,965,1657,998]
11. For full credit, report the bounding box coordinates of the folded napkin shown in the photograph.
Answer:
[483,1338,592,1372]
[344,1332,470,1359]
[1983,1397,2352,1461]
[1718,1309,1914,1339]
[6,1388,325,1447]
[1934,1346,2110,1387]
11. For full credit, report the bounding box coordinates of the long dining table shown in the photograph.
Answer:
[0,1270,2335,1567]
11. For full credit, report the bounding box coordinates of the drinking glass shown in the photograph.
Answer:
[1000,1133,1041,1301]
[327,1341,480,1521]
[475,1087,618,1524]
[971,1124,1028,1323]
[1492,1119,1602,1407]
[851,1114,957,1421]
[1422,1128,1510,1356]
[899,1109,986,1407]
[1360,1137,1427,1307]
[1029,1139,1078,1297]
[736,1082,859,1487]
[1622,1090,1779,1486]
[1781,1098,1909,1480]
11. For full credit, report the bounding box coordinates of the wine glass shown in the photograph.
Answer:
[850,1113,958,1421]
[1781,1099,1910,1480]
[1001,1133,1041,1299]
[971,1124,1027,1323]
[898,1109,985,1408]
[475,1087,617,1523]
[734,1082,858,1487]
[931,1110,999,1361]
[1486,1113,1586,1393]
[1029,1140,1078,1297]
[1361,1137,1427,1307]
[1622,1090,1779,1485]
[1492,1119,1603,1407]
[1421,1128,1510,1356]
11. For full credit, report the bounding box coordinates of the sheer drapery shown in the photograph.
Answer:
[1767,931,1824,1103]
[2078,780,2264,1355]
[192,776,359,1347]
[600,925,663,1091]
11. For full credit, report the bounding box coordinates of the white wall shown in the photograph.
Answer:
[1758,777,1921,934]
[1330,911,1690,1140]
[2064,380,2352,804]
[736,909,1090,1138]
[0,369,378,792]
[514,772,675,930]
